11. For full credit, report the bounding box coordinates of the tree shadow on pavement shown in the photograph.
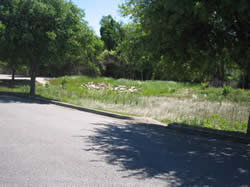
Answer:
[0,94,50,104]
[0,79,30,88]
[82,122,250,186]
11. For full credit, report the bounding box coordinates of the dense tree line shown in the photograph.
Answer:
[0,0,103,94]
[100,1,250,88]
[0,0,250,95]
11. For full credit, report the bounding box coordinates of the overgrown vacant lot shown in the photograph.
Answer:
[1,76,249,133]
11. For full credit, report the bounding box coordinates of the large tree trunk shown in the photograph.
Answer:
[247,62,250,89]
[29,64,37,95]
[214,60,225,87]
[220,61,225,86]
[11,67,16,81]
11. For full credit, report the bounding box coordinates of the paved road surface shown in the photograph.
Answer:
[0,95,249,186]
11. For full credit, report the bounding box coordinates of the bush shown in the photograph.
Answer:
[222,86,232,96]
[201,82,209,90]
[61,78,67,89]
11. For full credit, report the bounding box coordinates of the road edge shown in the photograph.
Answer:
[1,92,249,145]
[0,92,133,120]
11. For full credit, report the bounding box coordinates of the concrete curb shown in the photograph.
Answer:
[0,92,133,120]
[49,100,133,120]
[1,92,249,144]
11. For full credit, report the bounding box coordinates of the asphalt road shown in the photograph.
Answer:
[0,95,249,186]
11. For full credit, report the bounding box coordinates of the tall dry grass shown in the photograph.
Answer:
[68,96,249,132]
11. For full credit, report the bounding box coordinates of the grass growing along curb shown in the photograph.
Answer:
[0,76,249,133]
[0,85,30,93]
[37,76,250,133]
[161,114,248,133]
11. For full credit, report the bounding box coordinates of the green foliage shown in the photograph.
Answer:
[1,0,250,97]
[201,83,209,90]
[40,76,250,133]
[0,76,248,133]
[100,15,124,51]
[61,77,67,89]
[39,76,141,106]
[120,0,250,85]
[222,86,233,96]
[116,23,154,80]
[40,28,104,77]
[39,76,250,105]
[0,0,104,94]
[0,61,7,67]
[0,21,5,36]
[176,113,248,133]
[42,76,195,99]
[202,113,247,132]
[197,85,250,104]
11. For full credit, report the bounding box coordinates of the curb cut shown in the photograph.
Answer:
[1,92,249,145]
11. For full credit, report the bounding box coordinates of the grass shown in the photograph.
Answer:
[1,76,249,133]
[42,76,250,105]
[0,80,30,93]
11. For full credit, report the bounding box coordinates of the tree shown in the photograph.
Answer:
[74,26,104,77]
[120,0,241,84]
[0,0,89,95]
[0,0,24,81]
[211,0,250,88]
[100,15,125,51]
[116,23,154,80]
[40,21,104,77]
[121,0,250,135]
[248,114,250,136]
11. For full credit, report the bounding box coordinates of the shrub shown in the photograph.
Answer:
[222,86,232,96]
[61,78,67,89]
[201,82,209,90]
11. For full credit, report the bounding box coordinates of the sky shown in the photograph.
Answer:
[71,0,127,36]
